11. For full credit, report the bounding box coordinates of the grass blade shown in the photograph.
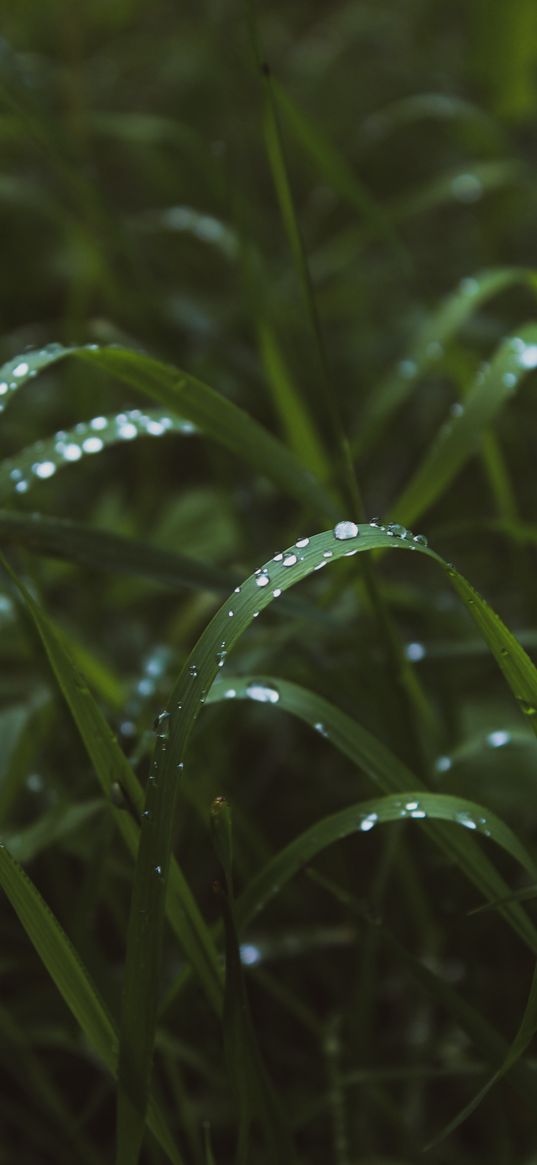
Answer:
[0,844,183,1164]
[391,324,537,526]
[0,343,336,517]
[0,552,223,1016]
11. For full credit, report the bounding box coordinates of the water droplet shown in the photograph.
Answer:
[451,173,483,204]
[398,359,417,379]
[405,641,426,662]
[518,699,537,717]
[118,422,138,440]
[32,460,56,479]
[245,681,280,704]
[63,443,82,461]
[153,710,171,737]
[0,382,7,395]
[314,722,329,737]
[225,688,236,699]
[282,553,297,567]
[334,520,359,540]
[228,610,234,617]
[255,572,270,587]
[386,524,407,538]
[188,664,198,677]
[503,371,517,388]
[456,812,477,830]
[154,865,163,876]
[240,942,262,966]
[426,340,443,361]
[272,588,282,598]
[91,416,108,430]
[15,480,29,493]
[296,537,310,548]
[215,650,226,668]
[519,345,537,370]
[13,361,29,377]
[359,812,378,832]
[450,401,464,417]
[82,436,104,454]
[142,809,152,819]
[273,552,283,562]
[147,420,165,436]
[410,806,426,819]
[413,533,428,547]
[435,755,452,774]
[234,586,241,594]
[487,729,511,748]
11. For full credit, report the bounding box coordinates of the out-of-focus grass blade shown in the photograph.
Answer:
[0,408,198,503]
[391,325,537,526]
[0,509,235,595]
[426,964,537,1149]
[133,204,238,260]
[309,868,537,1108]
[3,799,104,863]
[355,268,534,455]
[274,80,408,264]
[209,799,295,1164]
[71,520,537,1153]
[234,791,537,928]
[469,885,537,916]
[0,552,223,1017]
[258,321,331,481]
[0,344,336,518]
[0,845,184,1165]
[361,92,499,140]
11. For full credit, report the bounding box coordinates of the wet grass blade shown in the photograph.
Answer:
[46,517,537,1162]
[0,408,198,503]
[0,552,223,1017]
[234,791,537,929]
[391,324,537,526]
[355,267,534,456]
[0,844,183,1165]
[0,344,336,518]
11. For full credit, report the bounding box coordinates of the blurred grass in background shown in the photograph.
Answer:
[2,1,537,1162]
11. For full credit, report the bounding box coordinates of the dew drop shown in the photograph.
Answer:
[519,345,537,370]
[487,729,511,748]
[398,359,417,379]
[386,523,407,538]
[282,553,297,567]
[13,361,29,378]
[245,681,280,704]
[32,460,56,479]
[154,865,163,877]
[273,552,283,562]
[518,699,537,717]
[153,710,171,737]
[63,443,82,461]
[272,588,282,598]
[296,537,309,548]
[118,422,138,440]
[314,722,329,737]
[334,520,359,540]
[503,371,517,388]
[451,173,483,203]
[228,610,234,617]
[91,416,108,430]
[413,533,428,547]
[359,812,378,832]
[435,755,452,774]
[240,942,262,966]
[255,572,270,587]
[225,688,236,699]
[405,641,426,662]
[82,436,104,454]
[456,812,477,830]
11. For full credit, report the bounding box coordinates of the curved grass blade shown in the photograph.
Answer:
[69,521,537,1159]
[0,552,223,1017]
[425,963,537,1150]
[234,791,537,929]
[0,408,197,502]
[257,321,331,481]
[0,844,183,1165]
[355,267,533,456]
[391,324,537,526]
[361,92,499,140]
[0,344,336,517]
[0,509,235,595]
[133,204,238,260]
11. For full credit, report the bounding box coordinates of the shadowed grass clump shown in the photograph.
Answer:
[2,2,537,1163]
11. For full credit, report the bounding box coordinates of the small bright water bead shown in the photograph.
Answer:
[334,520,359,540]
[12,361,29,378]
[434,755,452,774]
[255,571,270,588]
[518,344,537,369]
[32,460,56,479]
[405,641,426,662]
[296,537,310,548]
[245,681,280,704]
[359,812,378,832]
[486,729,511,749]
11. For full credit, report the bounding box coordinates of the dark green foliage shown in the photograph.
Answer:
[2,3,537,1163]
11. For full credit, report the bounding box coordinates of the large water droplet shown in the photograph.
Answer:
[32,461,56,479]
[486,729,510,748]
[413,533,428,547]
[245,681,280,704]
[255,572,270,587]
[13,361,29,378]
[296,537,309,548]
[334,520,359,540]
[282,553,297,567]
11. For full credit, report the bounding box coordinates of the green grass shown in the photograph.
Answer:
[2,2,537,1162]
